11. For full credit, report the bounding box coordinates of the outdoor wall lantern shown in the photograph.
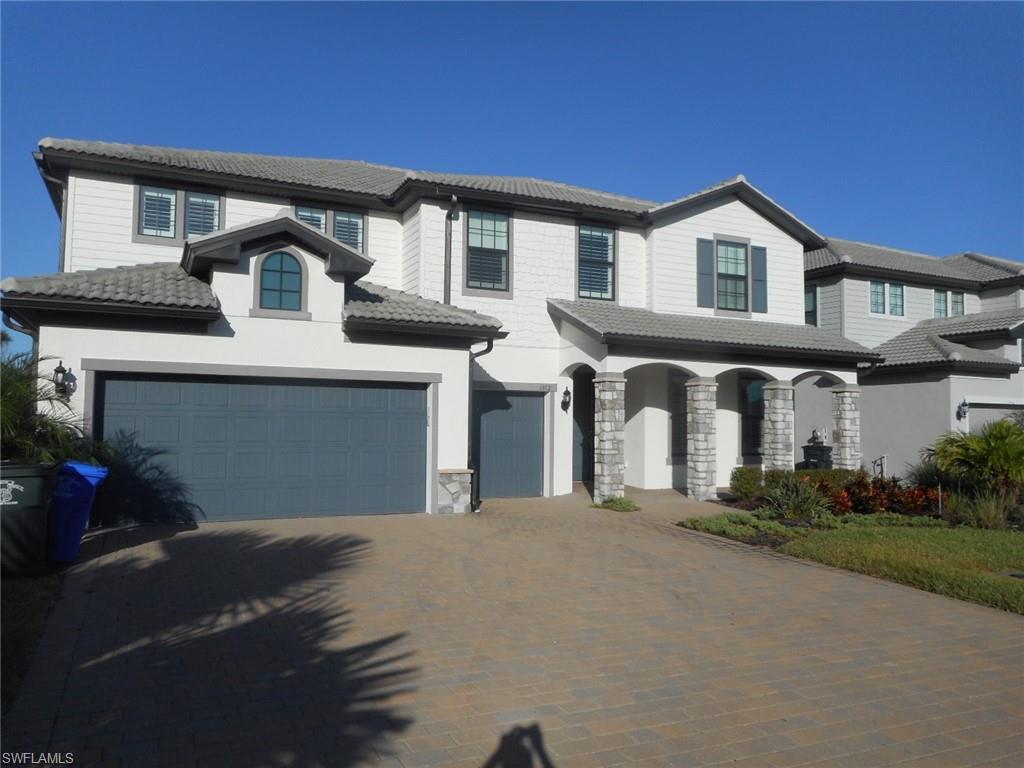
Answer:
[53,361,77,399]
[561,387,572,411]
[956,398,970,421]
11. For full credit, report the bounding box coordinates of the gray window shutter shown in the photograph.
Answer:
[697,239,714,308]
[751,245,767,313]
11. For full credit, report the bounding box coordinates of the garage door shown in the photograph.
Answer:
[98,375,427,521]
[473,390,544,498]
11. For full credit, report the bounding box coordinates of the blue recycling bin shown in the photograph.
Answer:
[49,461,109,563]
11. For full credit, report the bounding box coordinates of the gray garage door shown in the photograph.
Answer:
[473,390,544,498]
[98,375,427,521]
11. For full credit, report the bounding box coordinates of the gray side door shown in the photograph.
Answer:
[473,390,544,498]
[98,375,427,520]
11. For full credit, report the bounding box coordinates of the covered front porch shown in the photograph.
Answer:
[567,358,861,502]
[548,299,879,502]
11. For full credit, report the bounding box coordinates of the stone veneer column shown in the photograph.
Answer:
[762,381,795,471]
[593,372,626,504]
[437,470,473,514]
[831,384,862,470]
[685,377,718,501]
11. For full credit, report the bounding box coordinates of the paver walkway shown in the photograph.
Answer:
[4,488,1022,767]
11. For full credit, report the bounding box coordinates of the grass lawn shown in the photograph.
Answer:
[680,513,1024,614]
[2,574,62,713]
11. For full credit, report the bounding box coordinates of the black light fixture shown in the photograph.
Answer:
[52,360,77,399]
[956,398,970,421]
[561,387,572,411]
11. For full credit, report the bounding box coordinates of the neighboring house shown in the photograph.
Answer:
[804,239,1024,473]
[3,137,1007,522]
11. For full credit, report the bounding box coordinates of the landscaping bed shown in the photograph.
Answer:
[680,511,1024,613]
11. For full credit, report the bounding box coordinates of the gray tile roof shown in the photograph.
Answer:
[345,281,503,333]
[39,138,653,214]
[547,299,880,361]
[870,308,1024,373]
[1,262,503,336]
[1,262,219,310]
[806,238,1024,286]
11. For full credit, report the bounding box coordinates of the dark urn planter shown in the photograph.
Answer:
[1,462,59,576]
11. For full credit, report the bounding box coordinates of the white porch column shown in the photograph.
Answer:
[831,384,862,470]
[686,377,718,501]
[763,380,795,471]
[593,372,626,503]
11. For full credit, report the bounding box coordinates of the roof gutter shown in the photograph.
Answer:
[0,295,222,321]
[443,193,458,304]
[804,263,982,291]
[602,332,881,365]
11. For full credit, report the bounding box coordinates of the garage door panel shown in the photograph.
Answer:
[100,376,427,520]
[235,416,270,442]
[474,391,544,499]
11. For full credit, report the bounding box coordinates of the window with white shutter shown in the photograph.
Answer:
[139,186,176,238]
[295,206,327,233]
[184,191,220,237]
[333,210,364,251]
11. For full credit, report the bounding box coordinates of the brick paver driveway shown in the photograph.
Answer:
[5,490,1023,768]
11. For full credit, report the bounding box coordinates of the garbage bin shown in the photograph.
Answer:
[49,462,109,564]
[1,463,59,576]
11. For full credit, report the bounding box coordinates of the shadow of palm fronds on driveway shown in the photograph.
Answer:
[5,528,417,768]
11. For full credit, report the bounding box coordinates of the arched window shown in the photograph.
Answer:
[259,252,302,311]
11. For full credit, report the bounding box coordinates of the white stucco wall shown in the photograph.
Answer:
[38,244,471,476]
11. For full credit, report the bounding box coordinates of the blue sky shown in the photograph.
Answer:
[2,2,1022,347]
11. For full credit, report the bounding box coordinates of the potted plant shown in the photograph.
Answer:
[1,332,84,575]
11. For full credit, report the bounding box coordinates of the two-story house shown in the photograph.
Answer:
[804,239,1024,473]
[0,138,938,522]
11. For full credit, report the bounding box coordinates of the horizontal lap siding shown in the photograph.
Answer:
[67,173,180,271]
[649,197,805,323]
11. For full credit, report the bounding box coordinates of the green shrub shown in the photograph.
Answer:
[1,347,84,463]
[729,466,763,504]
[929,420,1024,501]
[755,474,832,522]
[943,493,1012,531]
[762,468,791,491]
[593,496,640,512]
[793,468,859,494]
[678,512,802,545]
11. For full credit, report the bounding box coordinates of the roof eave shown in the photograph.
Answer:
[863,359,1021,377]
[647,181,826,249]
[804,263,981,290]
[343,316,506,341]
[37,147,398,213]
[181,216,374,280]
[603,332,879,364]
[0,294,221,322]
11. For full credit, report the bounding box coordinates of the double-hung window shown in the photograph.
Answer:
[870,281,886,314]
[138,186,177,238]
[184,191,220,237]
[577,224,615,300]
[888,283,904,316]
[951,291,965,316]
[804,286,817,326]
[934,289,948,318]
[466,210,510,292]
[716,240,748,311]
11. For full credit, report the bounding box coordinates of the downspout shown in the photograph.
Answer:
[468,337,494,512]
[3,311,40,358]
[443,193,458,304]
